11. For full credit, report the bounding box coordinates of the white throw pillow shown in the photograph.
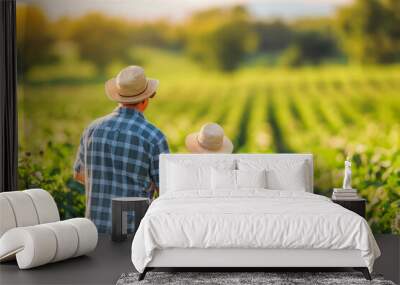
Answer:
[167,162,211,191]
[211,168,237,190]
[237,159,308,191]
[236,169,267,189]
[166,158,236,192]
[266,168,307,191]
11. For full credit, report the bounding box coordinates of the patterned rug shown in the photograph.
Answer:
[117,271,395,285]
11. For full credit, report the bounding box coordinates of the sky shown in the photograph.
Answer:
[18,0,354,21]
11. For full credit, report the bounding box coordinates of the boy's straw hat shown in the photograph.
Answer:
[185,123,233,153]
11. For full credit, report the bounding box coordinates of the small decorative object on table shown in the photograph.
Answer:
[332,160,366,218]
[112,197,150,242]
[332,160,360,200]
[332,188,359,200]
[342,160,352,190]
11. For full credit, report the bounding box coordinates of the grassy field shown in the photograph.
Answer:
[18,48,400,233]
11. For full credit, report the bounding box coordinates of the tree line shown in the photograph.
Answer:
[17,0,400,73]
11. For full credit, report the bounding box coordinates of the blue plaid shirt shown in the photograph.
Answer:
[74,107,169,233]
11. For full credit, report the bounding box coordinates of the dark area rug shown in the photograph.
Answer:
[116,271,395,285]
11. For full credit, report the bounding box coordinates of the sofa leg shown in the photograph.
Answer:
[354,267,371,280]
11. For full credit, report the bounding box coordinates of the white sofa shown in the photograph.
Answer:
[0,189,98,269]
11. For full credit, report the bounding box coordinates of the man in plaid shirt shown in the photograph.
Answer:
[73,66,169,233]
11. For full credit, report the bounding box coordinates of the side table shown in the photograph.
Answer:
[112,197,150,242]
[332,198,366,218]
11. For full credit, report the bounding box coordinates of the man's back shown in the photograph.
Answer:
[74,107,169,233]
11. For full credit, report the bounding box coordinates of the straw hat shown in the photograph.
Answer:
[105,65,159,104]
[185,123,233,153]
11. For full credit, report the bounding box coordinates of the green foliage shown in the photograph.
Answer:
[253,21,293,53]
[321,140,400,234]
[336,0,400,64]
[279,46,303,67]
[17,2,400,74]
[280,31,339,67]
[69,13,133,74]
[130,21,185,50]
[350,148,400,234]
[185,6,258,71]
[18,143,85,220]
[16,5,58,73]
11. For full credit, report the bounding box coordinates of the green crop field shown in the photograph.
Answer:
[18,48,400,234]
